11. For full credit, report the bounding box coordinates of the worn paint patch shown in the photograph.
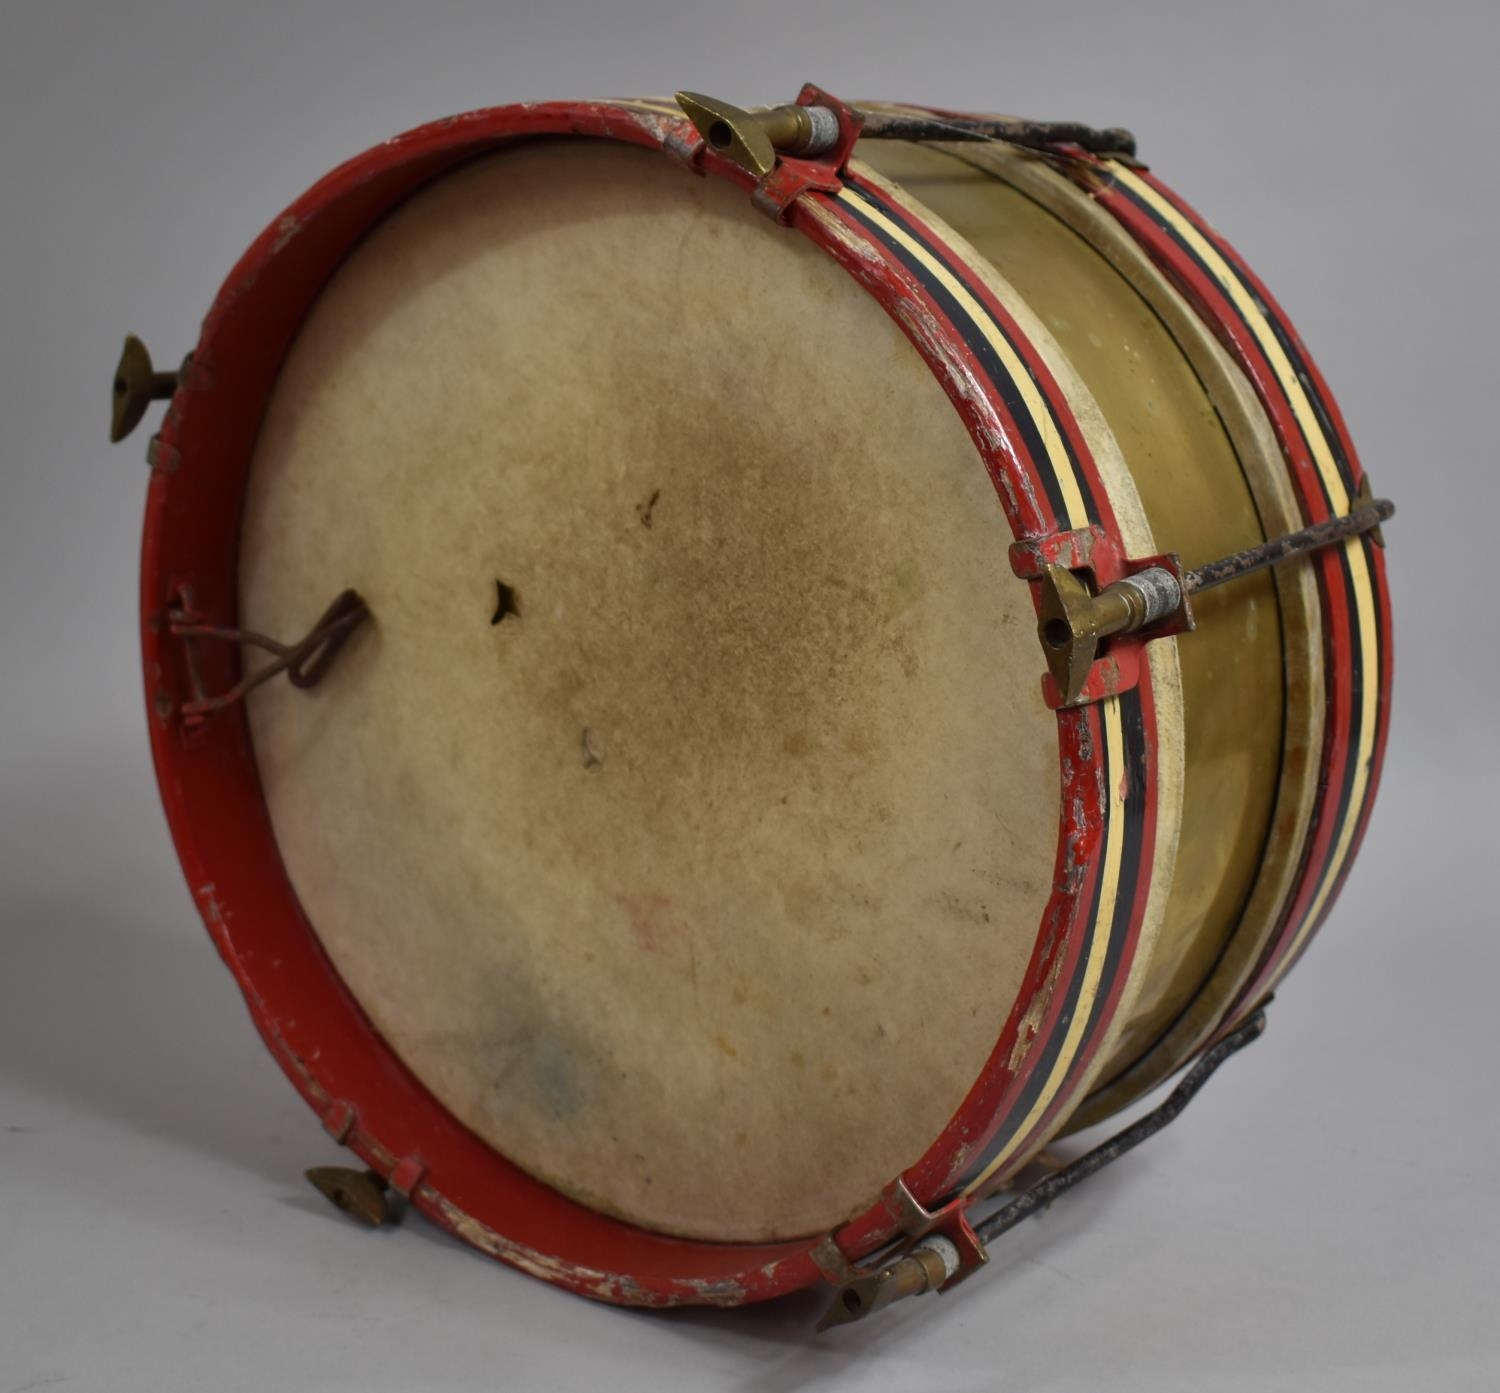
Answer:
[271,214,302,254]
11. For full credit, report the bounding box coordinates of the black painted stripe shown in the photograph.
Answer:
[827,175,1147,1191]
[1132,175,1360,496]
[1097,170,1372,931]
[952,691,1146,1190]
[1149,199,1376,933]
[1171,199,1384,932]
[1053,691,1146,1120]
[835,179,1092,528]
[1101,174,1346,513]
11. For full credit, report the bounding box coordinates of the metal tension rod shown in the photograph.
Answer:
[1185,494,1392,594]
[856,111,1137,158]
[168,588,370,723]
[974,1009,1266,1246]
[1039,493,1393,703]
[817,1007,1268,1332]
[674,92,1135,180]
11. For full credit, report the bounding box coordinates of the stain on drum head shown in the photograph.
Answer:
[240,140,1058,1242]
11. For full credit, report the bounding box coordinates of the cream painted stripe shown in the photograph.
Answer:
[1278,535,1380,966]
[834,186,1091,530]
[1106,163,1379,973]
[1106,165,1351,513]
[964,696,1130,1193]
[830,180,1131,1186]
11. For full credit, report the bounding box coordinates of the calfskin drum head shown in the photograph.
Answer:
[239,139,1059,1243]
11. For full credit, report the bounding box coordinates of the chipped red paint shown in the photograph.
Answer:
[141,96,1160,1305]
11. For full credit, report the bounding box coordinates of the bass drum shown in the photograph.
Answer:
[137,95,1390,1305]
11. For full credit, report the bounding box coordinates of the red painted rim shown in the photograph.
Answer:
[140,99,1160,1304]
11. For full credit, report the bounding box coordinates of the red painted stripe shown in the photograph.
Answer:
[801,190,1125,1224]
[843,170,1123,539]
[997,682,1160,1175]
[861,180,1162,1191]
[798,192,1056,537]
[1128,168,1392,1007]
[1129,169,1394,1008]
[1085,181,1360,1014]
[1137,170,1367,486]
[812,180,1160,1197]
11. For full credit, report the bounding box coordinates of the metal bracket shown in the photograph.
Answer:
[817,1007,1268,1331]
[880,1178,990,1281]
[674,85,863,223]
[1011,528,1192,708]
[816,1184,987,1331]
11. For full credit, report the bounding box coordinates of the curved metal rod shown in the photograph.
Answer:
[858,110,1137,158]
[975,1007,1267,1247]
[817,1007,1268,1331]
[1186,499,1393,595]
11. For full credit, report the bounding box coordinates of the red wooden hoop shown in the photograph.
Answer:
[140,99,1159,1304]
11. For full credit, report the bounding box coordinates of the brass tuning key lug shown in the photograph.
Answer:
[305,1166,391,1227]
[816,1236,962,1332]
[1035,491,1395,706]
[1037,563,1184,706]
[110,333,182,442]
[675,91,840,177]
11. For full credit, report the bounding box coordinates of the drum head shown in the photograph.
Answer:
[240,138,1058,1242]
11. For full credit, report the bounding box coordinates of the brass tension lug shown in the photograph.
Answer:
[674,86,864,222]
[1029,489,1395,707]
[305,1166,391,1227]
[1037,560,1190,707]
[816,1238,962,1331]
[110,333,184,442]
[817,1180,989,1331]
[675,91,841,177]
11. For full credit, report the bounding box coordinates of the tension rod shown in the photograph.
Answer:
[1038,491,1393,704]
[817,1008,1268,1332]
[856,110,1136,158]
[1184,494,1392,594]
[674,92,1134,180]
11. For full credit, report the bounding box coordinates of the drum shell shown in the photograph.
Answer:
[138,98,1391,1303]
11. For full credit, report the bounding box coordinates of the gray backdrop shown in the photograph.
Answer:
[3,2,1496,1389]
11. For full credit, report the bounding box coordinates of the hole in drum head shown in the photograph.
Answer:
[1043,618,1071,650]
[708,120,733,148]
[491,579,520,625]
